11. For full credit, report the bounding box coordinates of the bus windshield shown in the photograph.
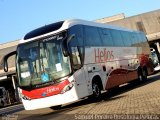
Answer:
[16,34,71,88]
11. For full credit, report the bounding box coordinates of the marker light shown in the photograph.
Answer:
[60,81,74,94]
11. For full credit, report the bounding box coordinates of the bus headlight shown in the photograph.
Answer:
[20,93,31,100]
[22,95,31,100]
[60,82,74,94]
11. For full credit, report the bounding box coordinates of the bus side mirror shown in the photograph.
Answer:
[62,41,69,57]
[62,34,75,57]
[0,51,17,72]
[3,56,8,72]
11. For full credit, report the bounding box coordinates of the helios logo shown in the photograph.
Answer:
[46,87,60,94]
[94,48,114,63]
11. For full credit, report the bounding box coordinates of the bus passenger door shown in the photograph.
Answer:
[73,68,89,99]
[71,47,89,98]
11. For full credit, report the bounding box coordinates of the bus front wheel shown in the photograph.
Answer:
[92,82,101,100]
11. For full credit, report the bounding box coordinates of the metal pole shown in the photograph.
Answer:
[12,75,19,102]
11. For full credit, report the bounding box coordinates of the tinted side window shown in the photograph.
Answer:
[68,25,83,47]
[68,25,84,63]
[120,31,132,46]
[136,32,144,46]
[99,28,114,46]
[110,29,124,46]
[140,32,148,47]
[131,32,141,46]
[84,26,102,46]
[128,32,135,46]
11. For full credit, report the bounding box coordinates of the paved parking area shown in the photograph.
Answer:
[1,72,160,120]
[65,73,160,115]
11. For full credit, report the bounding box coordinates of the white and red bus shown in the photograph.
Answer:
[2,19,154,110]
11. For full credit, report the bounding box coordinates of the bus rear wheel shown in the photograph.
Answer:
[138,69,143,82]
[142,68,148,81]
[138,67,147,81]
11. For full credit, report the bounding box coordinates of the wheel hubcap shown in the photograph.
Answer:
[93,84,100,97]
[139,75,142,81]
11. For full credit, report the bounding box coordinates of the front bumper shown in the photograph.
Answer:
[22,86,78,110]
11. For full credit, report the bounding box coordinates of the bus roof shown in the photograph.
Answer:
[63,19,134,32]
[21,19,143,43]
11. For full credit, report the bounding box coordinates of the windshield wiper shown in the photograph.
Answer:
[34,61,38,77]
[40,55,45,73]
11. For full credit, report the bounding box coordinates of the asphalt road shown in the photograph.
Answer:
[1,72,160,120]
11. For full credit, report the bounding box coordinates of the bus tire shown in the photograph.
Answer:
[142,67,148,81]
[138,68,143,82]
[92,81,101,101]
[50,105,61,110]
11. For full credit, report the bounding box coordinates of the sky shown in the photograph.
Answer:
[0,0,160,44]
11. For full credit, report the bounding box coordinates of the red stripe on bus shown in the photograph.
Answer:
[22,79,70,99]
